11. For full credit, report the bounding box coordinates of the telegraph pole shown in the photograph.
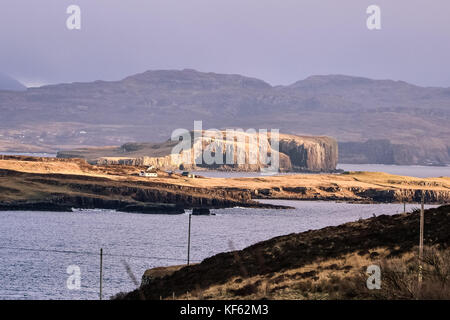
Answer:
[99,248,103,300]
[187,214,192,266]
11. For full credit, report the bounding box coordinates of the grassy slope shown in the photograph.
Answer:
[0,157,260,210]
[120,205,450,300]
[0,157,450,205]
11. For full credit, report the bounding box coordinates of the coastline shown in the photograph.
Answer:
[0,156,449,214]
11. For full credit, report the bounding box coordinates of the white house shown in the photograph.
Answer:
[139,171,158,177]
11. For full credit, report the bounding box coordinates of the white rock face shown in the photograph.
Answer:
[93,130,338,172]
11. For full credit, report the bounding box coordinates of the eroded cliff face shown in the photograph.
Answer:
[278,135,338,171]
[59,131,338,172]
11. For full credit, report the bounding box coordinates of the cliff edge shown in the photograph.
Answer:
[57,131,338,172]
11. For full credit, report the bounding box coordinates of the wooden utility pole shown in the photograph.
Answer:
[418,191,425,292]
[187,214,192,266]
[99,248,103,300]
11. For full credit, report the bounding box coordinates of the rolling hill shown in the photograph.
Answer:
[0,69,448,165]
[0,73,26,92]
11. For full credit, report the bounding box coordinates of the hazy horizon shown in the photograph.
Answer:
[6,69,450,90]
[1,0,449,88]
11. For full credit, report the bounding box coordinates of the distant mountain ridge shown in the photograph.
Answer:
[0,73,26,91]
[0,69,449,165]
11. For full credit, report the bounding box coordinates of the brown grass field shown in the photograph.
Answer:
[0,155,449,205]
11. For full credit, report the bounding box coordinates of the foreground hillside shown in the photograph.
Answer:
[0,69,449,165]
[119,205,450,300]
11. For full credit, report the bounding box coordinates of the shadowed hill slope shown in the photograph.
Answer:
[120,205,450,300]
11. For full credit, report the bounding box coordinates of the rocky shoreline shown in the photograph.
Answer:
[0,160,292,214]
[0,156,449,214]
[251,185,450,204]
[0,197,290,214]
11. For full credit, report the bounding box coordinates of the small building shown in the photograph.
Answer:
[139,171,158,177]
[139,166,158,177]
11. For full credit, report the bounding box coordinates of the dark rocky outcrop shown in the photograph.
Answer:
[339,139,396,164]
[0,201,72,212]
[338,139,448,166]
[192,208,211,215]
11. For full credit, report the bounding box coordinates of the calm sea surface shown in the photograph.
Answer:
[337,164,450,178]
[0,200,438,300]
[0,156,447,299]
[191,164,450,178]
[0,152,57,158]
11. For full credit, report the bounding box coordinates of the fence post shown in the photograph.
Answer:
[100,248,103,300]
[418,190,425,295]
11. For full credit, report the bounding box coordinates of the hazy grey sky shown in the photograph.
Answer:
[1,0,449,87]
